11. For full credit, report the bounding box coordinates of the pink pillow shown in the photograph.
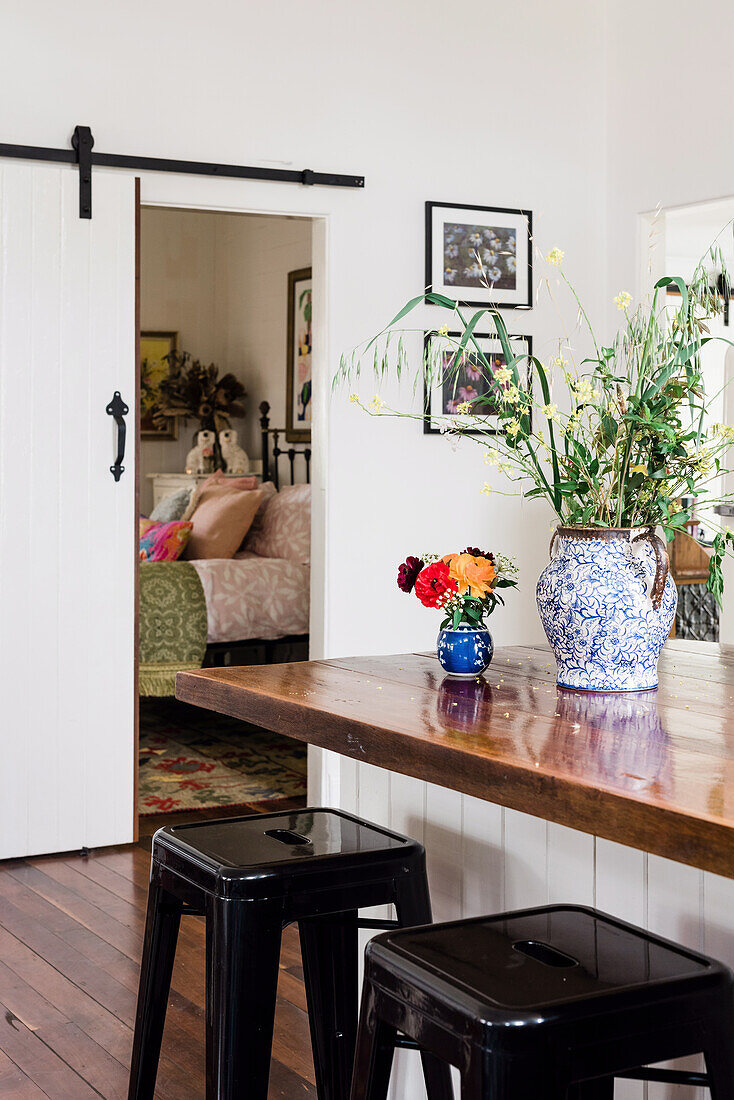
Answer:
[241,481,278,550]
[246,484,310,563]
[139,518,193,562]
[185,488,263,560]
[181,470,259,520]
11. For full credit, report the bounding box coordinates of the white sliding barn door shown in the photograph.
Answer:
[0,163,136,857]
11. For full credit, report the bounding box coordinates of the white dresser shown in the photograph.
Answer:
[147,465,262,509]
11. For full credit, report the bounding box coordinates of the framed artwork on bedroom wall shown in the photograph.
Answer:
[140,330,179,440]
[425,201,532,309]
[286,267,312,442]
[423,329,532,435]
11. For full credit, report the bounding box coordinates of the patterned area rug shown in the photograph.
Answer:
[139,699,307,815]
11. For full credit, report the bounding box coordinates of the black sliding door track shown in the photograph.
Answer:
[0,125,364,218]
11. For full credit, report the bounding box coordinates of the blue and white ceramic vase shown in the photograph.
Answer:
[437,624,494,679]
[536,527,677,692]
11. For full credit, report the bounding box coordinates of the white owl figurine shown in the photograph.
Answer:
[185,429,216,474]
[219,429,249,474]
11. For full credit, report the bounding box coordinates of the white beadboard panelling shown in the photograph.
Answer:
[424,782,463,923]
[0,163,136,858]
[389,772,426,847]
[461,794,504,917]
[547,822,595,907]
[596,839,647,925]
[703,871,734,967]
[388,775,430,1100]
[503,807,548,909]
[647,856,705,1100]
[356,761,391,828]
[344,757,733,1100]
[594,840,647,1100]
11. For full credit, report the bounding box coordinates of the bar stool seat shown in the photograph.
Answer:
[351,904,734,1099]
[127,807,453,1100]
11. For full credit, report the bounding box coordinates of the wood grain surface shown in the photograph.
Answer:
[0,811,315,1098]
[177,641,734,878]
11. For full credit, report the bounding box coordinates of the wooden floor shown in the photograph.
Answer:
[0,810,316,1098]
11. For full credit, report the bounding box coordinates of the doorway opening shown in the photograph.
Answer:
[136,205,315,825]
[640,197,734,643]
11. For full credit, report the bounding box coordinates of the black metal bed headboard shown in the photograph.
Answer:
[259,401,311,489]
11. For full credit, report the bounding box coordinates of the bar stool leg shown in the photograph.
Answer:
[128,877,183,1100]
[394,873,455,1100]
[300,910,359,1100]
[349,980,397,1100]
[568,1080,615,1099]
[477,1055,566,1099]
[206,896,283,1099]
[704,1011,734,1100]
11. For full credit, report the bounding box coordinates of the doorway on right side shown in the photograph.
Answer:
[643,197,734,643]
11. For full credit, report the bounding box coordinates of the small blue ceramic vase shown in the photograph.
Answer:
[437,625,493,679]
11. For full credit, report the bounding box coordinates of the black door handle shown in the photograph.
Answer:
[106,391,129,482]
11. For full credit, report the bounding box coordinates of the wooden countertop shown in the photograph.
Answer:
[176,642,734,879]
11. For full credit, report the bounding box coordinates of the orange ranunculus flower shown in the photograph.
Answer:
[443,552,496,598]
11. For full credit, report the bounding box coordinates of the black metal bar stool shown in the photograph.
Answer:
[350,903,734,1099]
[127,807,453,1100]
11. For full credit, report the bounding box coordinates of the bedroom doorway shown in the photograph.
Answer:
[136,205,315,823]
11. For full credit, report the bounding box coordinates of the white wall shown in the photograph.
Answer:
[139,207,311,514]
[605,2,734,329]
[3,0,607,655]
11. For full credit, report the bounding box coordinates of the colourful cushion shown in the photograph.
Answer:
[150,487,193,523]
[139,518,193,562]
[246,484,311,564]
[185,488,263,560]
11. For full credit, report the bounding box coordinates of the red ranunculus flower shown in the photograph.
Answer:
[397,555,424,593]
[414,561,458,608]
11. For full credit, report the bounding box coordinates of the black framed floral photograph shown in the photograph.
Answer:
[425,201,532,309]
[423,330,532,435]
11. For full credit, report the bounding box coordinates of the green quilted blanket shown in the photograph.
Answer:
[138,562,208,697]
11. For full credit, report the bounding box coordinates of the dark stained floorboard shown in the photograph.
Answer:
[0,810,316,1098]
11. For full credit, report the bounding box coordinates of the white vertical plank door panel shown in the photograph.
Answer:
[0,163,136,858]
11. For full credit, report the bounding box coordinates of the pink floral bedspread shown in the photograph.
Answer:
[191,552,310,643]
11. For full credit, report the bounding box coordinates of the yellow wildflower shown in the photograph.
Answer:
[542,403,560,422]
[349,393,360,404]
[554,355,569,369]
[437,324,449,337]
[506,419,521,438]
[572,378,598,404]
[494,367,513,386]
[614,290,632,311]
[710,423,734,443]
[369,394,386,413]
[480,482,493,496]
[484,448,500,465]
[455,400,472,415]
[502,385,520,404]
[546,247,564,266]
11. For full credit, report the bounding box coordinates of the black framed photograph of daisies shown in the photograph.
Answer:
[425,201,532,309]
[423,330,532,435]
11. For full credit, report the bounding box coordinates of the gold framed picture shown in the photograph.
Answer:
[286,268,312,442]
[140,331,179,440]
